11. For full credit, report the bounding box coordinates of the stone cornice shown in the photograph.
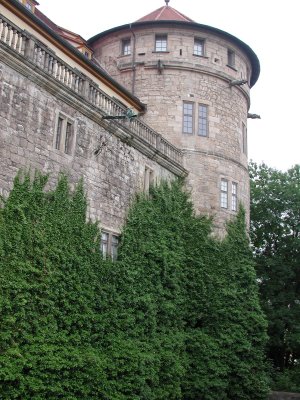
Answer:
[0,41,188,178]
[182,148,248,173]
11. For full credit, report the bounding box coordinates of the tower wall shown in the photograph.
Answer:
[92,24,254,232]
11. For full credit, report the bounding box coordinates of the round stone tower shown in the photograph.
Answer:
[88,2,260,233]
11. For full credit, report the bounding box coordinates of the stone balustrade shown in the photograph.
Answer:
[0,13,184,168]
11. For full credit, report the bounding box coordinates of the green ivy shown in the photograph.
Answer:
[0,173,269,399]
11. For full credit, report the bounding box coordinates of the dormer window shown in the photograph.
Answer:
[155,35,167,52]
[78,46,92,59]
[25,2,32,11]
[121,38,131,56]
[18,0,38,12]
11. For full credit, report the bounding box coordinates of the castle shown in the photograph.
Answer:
[0,0,259,256]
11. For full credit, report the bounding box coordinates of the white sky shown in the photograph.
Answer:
[37,0,300,171]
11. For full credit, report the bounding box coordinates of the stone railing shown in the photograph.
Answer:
[0,14,184,167]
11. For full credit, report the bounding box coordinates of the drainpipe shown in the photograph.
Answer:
[129,23,136,96]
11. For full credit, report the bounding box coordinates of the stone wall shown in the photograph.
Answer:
[92,23,253,232]
[0,56,179,234]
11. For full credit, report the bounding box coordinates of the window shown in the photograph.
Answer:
[232,182,238,211]
[54,113,75,155]
[183,102,194,134]
[25,2,32,10]
[227,49,235,67]
[242,122,247,154]
[101,231,119,261]
[111,235,119,261]
[220,179,228,209]
[144,166,154,194]
[198,104,208,136]
[155,35,167,52]
[122,38,131,56]
[101,232,109,259]
[194,38,205,56]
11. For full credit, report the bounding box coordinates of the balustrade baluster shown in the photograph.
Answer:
[48,55,53,74]
[0,19,4,41]
[1,22,7,42]
[6,25,12,45]
[75,76,80,93]
[11,28,17,50]
[44,51,49,71]
[16,33,22,54]
[60,65,65,83]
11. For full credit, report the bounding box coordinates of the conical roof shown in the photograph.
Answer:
[136,5,194,23]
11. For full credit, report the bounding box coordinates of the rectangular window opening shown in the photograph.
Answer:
[198,104,208,136]
[183,102,194,134]
[227,49,235,67]
[55,117,63,150]
[221,179,228,209]
[64,122,73,154]
[122,38,131,56]
[232,182,238,211]
[194,38,205,56]
[155,35,167,52]
[144,166,154,194]
[242,122,247,155]
[54,113,75,155]
[101,231,119,261]
[111,235,119,261]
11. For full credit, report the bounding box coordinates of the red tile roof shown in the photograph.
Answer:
[35,8,91,48]
[136,5,194,23]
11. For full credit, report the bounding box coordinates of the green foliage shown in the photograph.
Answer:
[0,172,269,399]
[0,172,107,399]
[249,162,300,383]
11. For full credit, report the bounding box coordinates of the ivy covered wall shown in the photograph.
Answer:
[0,173,269,399]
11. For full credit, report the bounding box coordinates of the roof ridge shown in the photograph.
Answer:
[156,6,166,20]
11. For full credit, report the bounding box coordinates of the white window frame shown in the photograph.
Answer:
[198,104,208,136]
[121,38,131,56]
[232,182,238,211]
[220,179,228,209]
[155,34,167,52]
[183,101,194,134]
[194,38,205,56]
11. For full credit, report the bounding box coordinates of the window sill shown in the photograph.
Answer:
[152,51,170,54]
[193,54,209,59]
[118,54,131,58]
[226,64,237,71]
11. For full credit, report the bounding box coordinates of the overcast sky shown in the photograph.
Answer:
[37,0,299,172]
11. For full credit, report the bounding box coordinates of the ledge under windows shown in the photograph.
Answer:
[193,54,209,59]
[226,64,238,71]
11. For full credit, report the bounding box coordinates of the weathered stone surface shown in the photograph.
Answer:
[92,24,255,233]
[0,61,176,233]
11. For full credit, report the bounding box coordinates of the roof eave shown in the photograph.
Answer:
[1,0,146,111]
